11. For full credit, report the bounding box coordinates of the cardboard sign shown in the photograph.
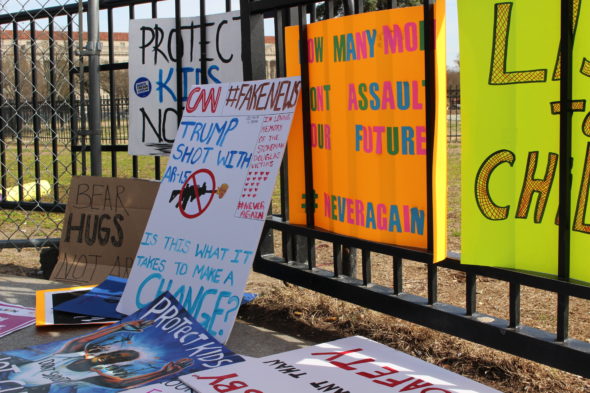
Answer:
[51,176,159,285]
[284,4,448,260]
[459,0,590,282]
[118,77,301,343]
[128,12,243,156]
[1,292,244,393]
[180,336,501,393]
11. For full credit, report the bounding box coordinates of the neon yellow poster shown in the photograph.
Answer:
[460,0,590,283]
[285,4,447,260]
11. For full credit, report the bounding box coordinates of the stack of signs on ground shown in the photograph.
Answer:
[51,176,159,285]
[117,77,301,343]
[53,276,127,320]
[179,336,501,393]
[36,285,119,326]
[0,292,243,393]
[128,12,244,156]
[0,302,35,338]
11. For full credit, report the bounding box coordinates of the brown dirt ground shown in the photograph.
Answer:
[1,246,589,393]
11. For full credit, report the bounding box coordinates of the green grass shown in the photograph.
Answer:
[0,140,168,241]
[447,142,461,252]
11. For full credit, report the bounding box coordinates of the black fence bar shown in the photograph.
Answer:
[558,0,573,281]
[49,17,60,203]
[275,8,287,78]
[298,7,314,229]
[393,256,403,295]
[557,0,574,343]
[354,0,363,14]
[309,2,317,21]
[31,22,42,201]
[465,272,476,316]
[275,6,297,272]
[176,0,184,113]
[333,243,342,276]
[199,0,207,85]
[151,0,162,181]
[305,237,315,269]
[557,293,570,342]
[427,262,438,305]
[0,52,6,198]
[509,281,521,328]
[108,8,117,177]
[13,23,24,202]
[67,14,78,178]
[423,0,435,253]
[240,0,253,80]
[129,4,140,179]
[342,0,352,15]
[326,0,335,19]
[361,249,371,285]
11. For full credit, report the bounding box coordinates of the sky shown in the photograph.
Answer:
[446,0,459,68]
[3,0,460,68]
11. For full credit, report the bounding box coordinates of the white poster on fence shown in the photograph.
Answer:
[128,12,242,156]
[180,336,502,393]
[117,77,302,343]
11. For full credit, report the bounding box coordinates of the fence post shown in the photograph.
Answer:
[87,0,102,176]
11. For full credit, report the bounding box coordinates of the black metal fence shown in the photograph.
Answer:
[0,0,588,381]
[241,0,590,380]
[447,87,460,142]
[0,97,128,144]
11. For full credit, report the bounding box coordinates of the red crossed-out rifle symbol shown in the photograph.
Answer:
[169,168,228,219]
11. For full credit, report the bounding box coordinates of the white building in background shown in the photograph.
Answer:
[265,36,277,78]
[0,30,129,64]
[0,30,277,83]
[0,29,279,138]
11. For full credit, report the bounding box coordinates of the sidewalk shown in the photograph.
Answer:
[0,275,313,356]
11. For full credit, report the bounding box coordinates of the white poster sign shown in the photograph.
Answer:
[128,12,242,156]
[118,77,302,344]
[180,336,502,393]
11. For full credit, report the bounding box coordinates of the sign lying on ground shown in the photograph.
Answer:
[459,0,590,282]
[51,176,158,285]
[1,292,243,393]
[35,285,117,326]
[180,336,501,393]
[53,276,127,320]
[128,12,242,156]
[0,301,35,338]
[118,77,301,343]
[285,4,448,260]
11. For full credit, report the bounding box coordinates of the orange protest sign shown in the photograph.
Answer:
[285,4,447,260]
